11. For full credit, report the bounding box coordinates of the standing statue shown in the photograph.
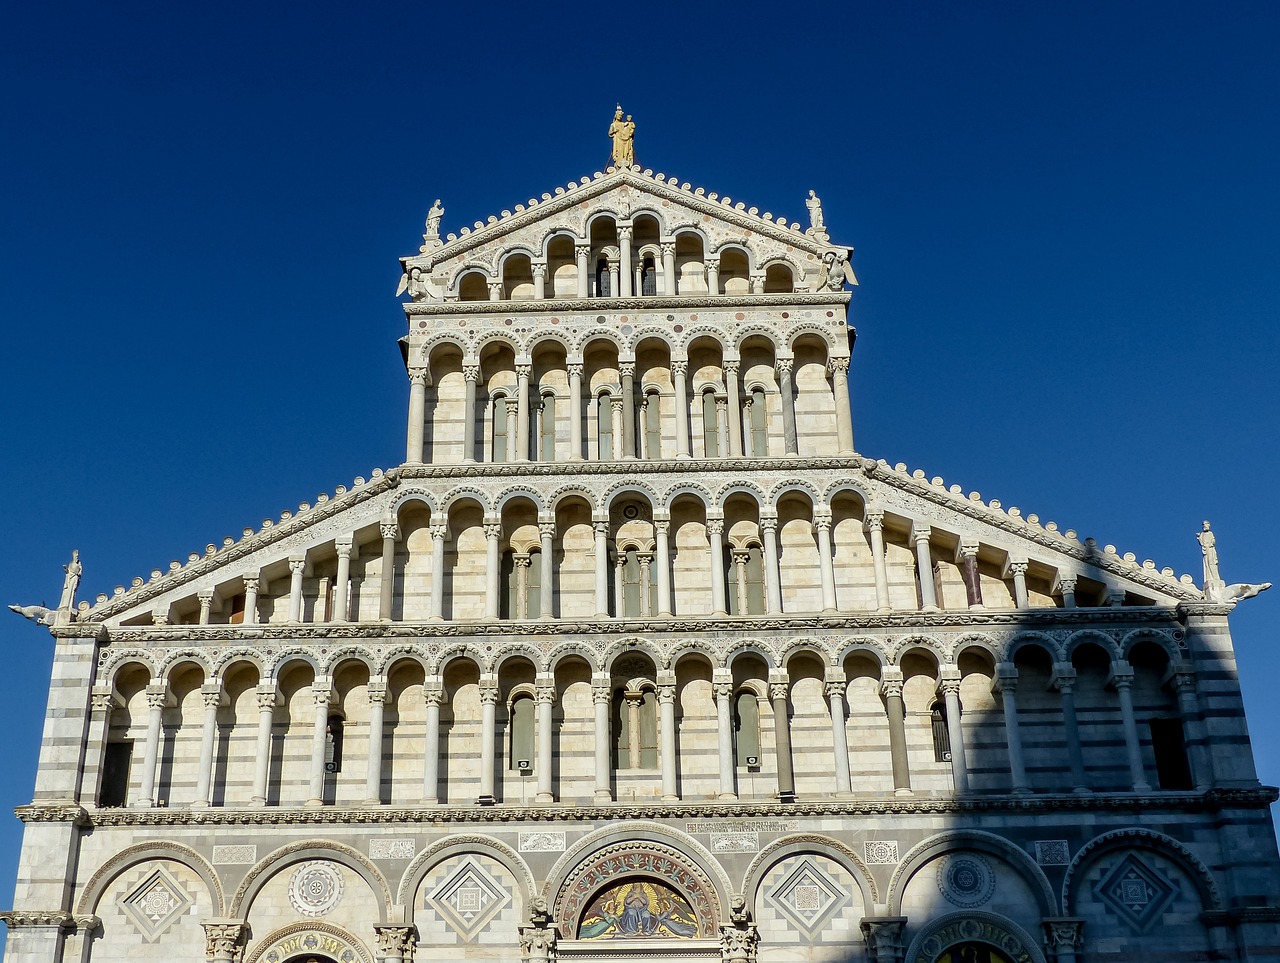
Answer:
[806,190,825,231]
[1197,521,1221,588]
[609,106,635,169]
[420,199,444,252]
[59,550,82,611]
[1197,520,1272,603]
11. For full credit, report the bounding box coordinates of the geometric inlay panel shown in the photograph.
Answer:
[936,853,996,908]
[120,866,194,942]
[764,857,848,940]
[289,861,345,918]
[863,840,899,865]
[425,857,511,942]
[1034,840,1071,866]
[1093,852,1180,933]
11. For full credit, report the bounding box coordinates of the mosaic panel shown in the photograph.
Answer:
[518,831,566,853]
[369,838,417,859]
[1034,840,1071,866]
[1093,852,1180,933]
[213,844,257,865]
[289,861,345,917]
[764,857,848,939]
[863,840,899,865]
[711,832,759,853]
[425,856,512,942]
[936,853,996,908]
[579,879,699,939]
[120,866,193,942]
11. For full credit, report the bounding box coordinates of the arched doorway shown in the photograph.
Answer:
[934,944,1015,963]
[904,913,1046,963]
[245,921,373,963]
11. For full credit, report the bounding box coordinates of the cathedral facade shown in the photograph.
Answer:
[4,148,1279,963]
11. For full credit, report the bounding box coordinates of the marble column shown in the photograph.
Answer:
[654,518,673,616]
[619,362,637,458]
[815,511,837,612]
[607,259,620,297]
[705,256,720,295]
[462,364,480,463]
[715,396,730,457]
[192,684,223,808]
[251,686,277,806]
[829,356,854,454]
[1058,574,1078,608]
[422,682,443,803]
[881,669,912,796]
[995,663,1030,793]
[826,674,852,796]
[202,921,248,963]
[625,691,643,770]
[374,925,417,963]
[532,262,546,300]
[429,523,448,620]
[539,520,556,619]
[593,520,610,616]
[364,682,387,805]
[515,363,531,462]
[1111,664,1150,791]
[769,676,796,802]
[567,363,584,460]
[1041,919,1085,963]
[575,244,590,298]
[487,280,502,302]
[379,523,398,621]
[940,670,970,793]
[1172,667,1213,790]
[1008,559,1030,608]
[672,360,691,458]
[865,511,891,612]
[618,226,633,297]
[242,575,260,625]
[305,681,332,807]
[1052,664,1089,793]
[638,554,653,617]
[478,681,498,804]
[661,241,676,295]
[714,674,737,800]
[913,527,938,611]
[724,360,743,456]
[861,918,909,963]
[776,358,798,455]
[592,680,612,802]
[708,518,727,615]
[83,688,114,805]
[135,685,167,808]
[732,550,750,615]
[514,555,531,620]
[333,539,353,623]
[959,541,984,609]
[484,520,502,620]
[535,682,555,803]
[658,677,678,800]
[197,590,214,626]
[287,556,306,624]
[761,514,783,615]
[406,366,428,464]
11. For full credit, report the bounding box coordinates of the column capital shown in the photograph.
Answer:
[535,685,557,705]
[723,358,740,375]
[860,917,908,962]
[1041,917,1085,952]
[288,555,306,574]
[591,681,612,705]
[256,687,280,711]
[462,363,480,383]
[422,682,445,708]
[759,512,778,533]
[704,256,721,271]
[720,921,758,963]
[993,662,1019,693]
[653,517,670,535]
[241,575,260,592]
[912,524,932,543]
[379,521,400,540]
[827,355,850,375]
[201,684,225,709]
[334,537,354,558]
[1109,665,1135,689]
[1051,663,1078,691]
[617,225,633,241]
[775,357,794,375]
[519,922,558,959]
[374,924,418,959]
[201,919,248,962]
[619,361,636,378]
[657,683,676,705]
[538,520,557,539]
[659,240,676,257]
[769,682,789,702]
[197,588,215,604]
[531,261,547,279]
[574,242,591,258]
[483,521,503,540]
[407,366,429,387]
[1006,558,1029,577]
[91,686,115,712]
[671,358,688,376]
[592,519,610,537]
[367,682,389,705]
[478,683,500,706]
[1170,666,1198,693]
[707,516,725,536]
[567,361,584,378]
[1056,573,1078,593]
[514,553,533,569]
[864,510,885,532]
[312,682,334,707]
[487,280,503,298]
[428,522,449,541]
[958,539,981,560]
[145,685,170,710]
[880,670,904,699]
[516,363,532,379]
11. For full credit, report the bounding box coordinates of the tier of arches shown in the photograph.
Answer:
[448,213,803,302]
[91,633,1206,812]
[406,330,853,465]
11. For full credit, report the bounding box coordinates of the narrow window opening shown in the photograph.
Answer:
[931,702,952,762]
[745,546,766,615]
[1151,718,1193,790]
[325,715,344,773]
[641,256,657,295]
[100,742,133,807]
[492,396,508,463]
[510,695,535,773]
[734,690,761,768]
[702,391,720,458]
[751,387,768,456]
[644,390,661,460]
[526,552,542,619]
[539,393,556,461]
[598,393,614,460]
[499,551,516,619]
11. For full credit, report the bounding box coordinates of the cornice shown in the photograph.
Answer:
[40,788,1278,828]
[403,291,852,318]
[0,909,75,929]
[13,804,89,825]
[101,607,1181,645]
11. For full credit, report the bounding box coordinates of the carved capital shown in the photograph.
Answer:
[775,357,794,376]
[201,919,248,962]
[659,241,676,257]
[312,684,334,708]
[1041,917,1085,952]
[483,522,503,541]
[671,359,688,376]
[824,680,846,701]
[538,521,557,540]
[619,361,636,379]
[241,575,260,593]
[705,256,721,271]
[145,686,168,711]
[864,511,885,532]
[380,521,400,540]
[657,684,676,705]
[567,362,584,379]
[516,363,532,380]
[535,685,556,706]
[428,523,449,541]
[201,685,223,710]
[714,681,734,700]
[374,924,418,959]
[531,262,547,279]
[334,538,353,559]
[720,922,758,962]
[367,683,389,705]
[91,687,114,712]
[880,678,904,699]
[288,557,306,575]
[769,682,789,703]
[1058,575,1078,593]
[707,517,725,536]
[827,356,850,376]
[860,917,908,962]
[519,922,557,959]
[617,225,633,243]
[593,520,610,538]
[574,243,591,259]
[462,363,481,383]
[939,678,963,697]
[591,682,612,705]
[422,686,445,708]
[814,512,833,533]
[256,688,279,712]
[723,359,740,376]
[408,367,429,387]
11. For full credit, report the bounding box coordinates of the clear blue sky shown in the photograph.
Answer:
[2,0,1277,947]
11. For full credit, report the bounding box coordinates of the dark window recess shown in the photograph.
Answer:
[931,704,952,762]
[100,742,133,807]
[326,716,344,773]
[596,259,611,296]
[1150,718,1193,790]
[641,258,656,295]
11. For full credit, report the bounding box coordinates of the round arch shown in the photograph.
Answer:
[229,840,393,921]
[76,840,225,916]
[1061,827,1222,913]
[741,833,878,911]
[396,834,536,910]
[887,830,1057,917]
[904,911,1048,963]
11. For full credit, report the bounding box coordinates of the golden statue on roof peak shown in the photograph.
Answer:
[609,105,635,169]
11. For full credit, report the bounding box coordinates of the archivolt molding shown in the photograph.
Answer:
[663,480,718,512]
[887,830,1057,917]
[229,839,392,920]
[433,641,484,676]
[769,478,822,507]
[98,648,160,685]
[1004,631,1064,662]
[157,648,215,682]
[319,645,378,676]
[665,638,721,671]
[1118,626,1181,661]
[834,638,888,668]
[440,485,492,514]
[396,834,535,910]
[904,911,1047,963]
[721,639,776,672]
[951,632,1001,666]
[547,640,602,673]
[1061,827,1222,913]
[491,642,544,674]
[1062,628,1122,661]
[776,635,836,668]
[888,634,948,668]
[212,647,267,680]
[378,646,432,678]
[390,487,439,517]
[715,480,769,508]
[741,832,878,908]
[603,637,665,673]
[245,920,373,963]
[75,840,224,916]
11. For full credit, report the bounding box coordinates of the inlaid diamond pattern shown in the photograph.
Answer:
[764,856,847,939]
[1093,852,1179,933]
[425,856,511,942]
[120,867,193,942]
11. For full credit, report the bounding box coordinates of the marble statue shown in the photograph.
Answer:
[806,190,825,231]
[420,199,444,253]
[820,250,852,291]
[1217,581,1273,603]
[609,106,635,168]
[1198,521,1221,587]
[1198,521,1270,602]
[8,604,56,626]
[58,550,81,611]
[396,265,429,300]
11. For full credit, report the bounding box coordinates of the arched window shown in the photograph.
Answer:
[750,388,768,457]
[598,392,614,460]
[701,390,720,458]
[595,258,611,296]
[509,694,535,773]
[538,392,556,461]
[614,688,658,769]
[734,690,761,767]
[492,395,509,463]
[643,390,661,460]
[99,741,133,807]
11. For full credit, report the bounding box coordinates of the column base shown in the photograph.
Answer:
[189,800,210,809]
[250,796,266,807]
[1132,783,1152,793]
[476,794,496,806]
[893,787,915,797]
[423,796,438,805]
[877,605,892,614]
[304,798,324,808]
[1012,786,1032,795]
[594,790,613,803]
[662,793,679,802]
[535,792,555,804]
[835,790,856,800]
[362,798,381,807]
[1071,786,1093,795]
[776,790,796,804]
[717,792,738,801]
[922,604,941,613]
[676,453,691,460]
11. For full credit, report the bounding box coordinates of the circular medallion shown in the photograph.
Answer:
[936,854,995,908]
[289,861,345,917]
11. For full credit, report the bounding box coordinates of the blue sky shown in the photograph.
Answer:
[2,0,1278,946]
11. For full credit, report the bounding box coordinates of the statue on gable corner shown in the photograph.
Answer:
[806,190,825,231]
[426,199,443,238]
[59,550,81,611]
[819,250,853,291]
[609,106,635,169]
[396,265,429,300]
[1199,521,1272,603]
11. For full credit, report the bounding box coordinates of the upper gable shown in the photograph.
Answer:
[398,168,856,304]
